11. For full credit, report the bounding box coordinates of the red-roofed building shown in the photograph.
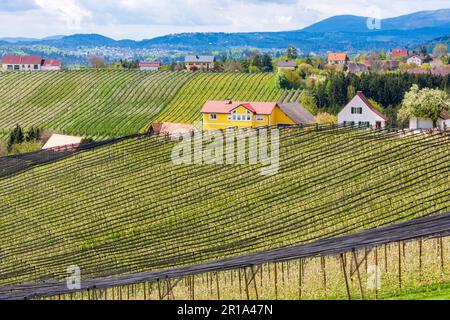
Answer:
[338,92,387,129]
[42,59,62,71]
[327,53,349,65]
[201,100,314,130]
[391,49,409,59]
[1,55,61,71]
[139,61,160,71]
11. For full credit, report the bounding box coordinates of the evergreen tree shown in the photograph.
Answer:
[8,124,24,147]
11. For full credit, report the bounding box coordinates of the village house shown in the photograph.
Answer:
[42,59,62,71]
[277,60,297,72]
[139,61,160,71]
[409,111,450,131]
[406,55,423,66]
[1,55,61,71]
[347,62,369,74]
[381,59,400,71]
[391,49,409,60]
[201,100,315,131]
[338,91,387,129]
[327,53,349,65]
[185,55,214,72]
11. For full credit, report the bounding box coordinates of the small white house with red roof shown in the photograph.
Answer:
[1,55,61,71]
[327,53,349,65]
[139,61,160,71]
[338,92,387,129]
[41,59,62,71]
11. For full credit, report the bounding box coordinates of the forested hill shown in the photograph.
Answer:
[2,9,450,53]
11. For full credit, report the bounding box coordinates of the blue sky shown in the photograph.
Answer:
[0,0,449,40]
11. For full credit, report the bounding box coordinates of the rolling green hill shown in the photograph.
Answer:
[0,70,284,139]
[0,126,449,286]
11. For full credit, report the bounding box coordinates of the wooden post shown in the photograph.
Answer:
[352,250,365,300]
[274,263,278,300]
[321,256,327,298]
[215,272,220,300]
[398,242,402,290]
[340,253,351,300]
[298,259,303,300]
[142,282,146,300]
[374,247,379,300]
[157,280,162,300]
[384,244,388,273]
[238,269,242,298]
[243,268,250,300]
[251,266,259,300]
[192,276,195,300]
[419,239,423,282]
[439,237,445,275]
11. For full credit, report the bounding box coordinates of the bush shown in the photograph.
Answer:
[314,112,338,125]
[8,141,42,155]
[0,140,7,157]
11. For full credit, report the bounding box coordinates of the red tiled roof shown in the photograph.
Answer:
[2,56,21,64]
[201,101,278,115]
[43,59,61,67]
[328,53,348,61]
[440,111,450,120]
[356,91,387,121]
[391,49,408,57]
[139,61,160,67]
[2,55,42,65]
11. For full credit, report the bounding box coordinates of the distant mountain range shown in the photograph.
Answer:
[1,9,450,55]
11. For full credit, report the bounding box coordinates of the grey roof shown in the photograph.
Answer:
[277,60,296,68]
[279,102,315,125]
[347,62,368,74]
[185,55,214,63]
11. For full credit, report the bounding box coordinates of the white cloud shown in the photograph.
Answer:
[0,0,448,40]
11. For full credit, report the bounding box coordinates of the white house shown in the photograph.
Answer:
[41,59,62,71]
[338,91,387,129]
[2,55,42,71]
[1,55,61,71]
[409,111,450,131]
[406,55,423,66]
[139,61,160,71]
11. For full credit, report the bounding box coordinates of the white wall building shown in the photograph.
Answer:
[407,56,423,66]
[338,91,387,129]
[139,61,160,71]
[409,112,450,131]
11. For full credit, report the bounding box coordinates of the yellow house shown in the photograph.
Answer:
[201,100,315,131]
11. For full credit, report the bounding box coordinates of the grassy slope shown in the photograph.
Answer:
[0,71,283,138]
[0,127,449,286]
[385,283,450,300]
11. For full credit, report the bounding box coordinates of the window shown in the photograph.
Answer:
[358,121,370,128]
[256,116,264,122]
[209,113,217,120]
[34,65,39,70]
[351,107,363,114]
[7,65,13,70]
[14,65,20,70]
[231,110,252,121]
